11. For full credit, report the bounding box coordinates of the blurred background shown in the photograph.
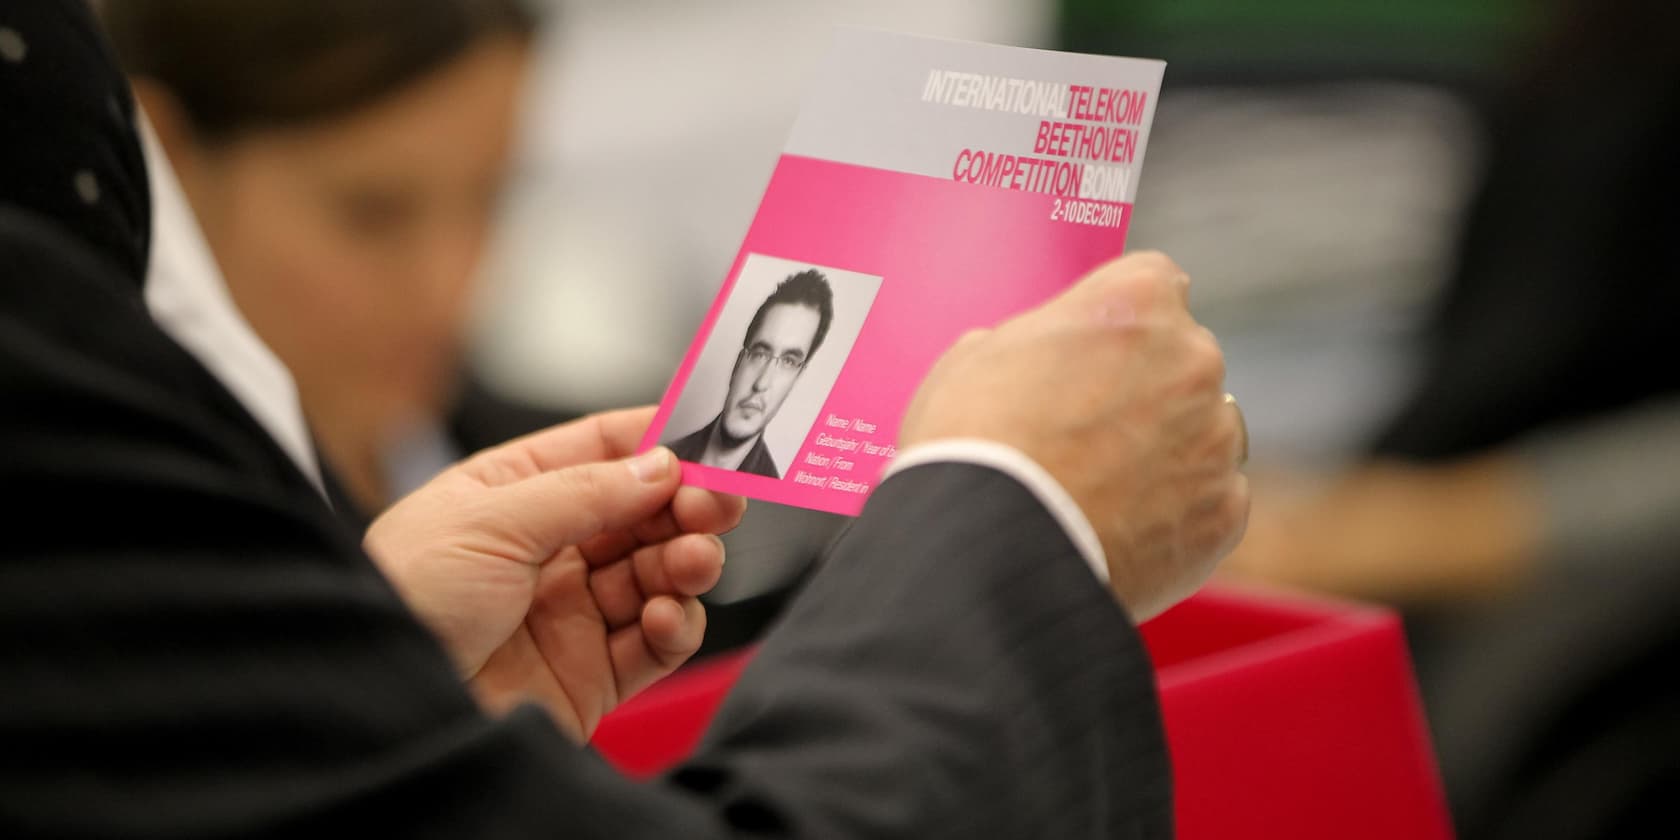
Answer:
[111,0,1680,837]
[475,0,1053,412]
[473,0,1528,669]
[474,0,1509,621]
[477,0,1520,464]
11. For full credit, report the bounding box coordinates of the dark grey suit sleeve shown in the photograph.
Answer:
[677,462,1175,838]
[487,461,1176,839]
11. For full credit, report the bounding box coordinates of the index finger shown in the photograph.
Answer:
[470,406,660,484]
[575,485,747,570]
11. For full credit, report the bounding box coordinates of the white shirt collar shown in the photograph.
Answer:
[138,113,326,496]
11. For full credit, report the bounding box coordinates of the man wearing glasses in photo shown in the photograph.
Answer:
[666,270,834,479]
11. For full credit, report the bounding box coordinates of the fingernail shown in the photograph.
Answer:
[629,447,672,483]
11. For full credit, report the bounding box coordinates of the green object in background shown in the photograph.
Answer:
[1059,0,1550,80]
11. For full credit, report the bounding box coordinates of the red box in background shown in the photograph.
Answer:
[1142,587,1453,839]
[592,586,1455,839]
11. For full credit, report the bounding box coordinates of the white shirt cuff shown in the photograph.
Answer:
[882,439,1109,586]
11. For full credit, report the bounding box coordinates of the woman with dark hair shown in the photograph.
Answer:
[103,0,556,521]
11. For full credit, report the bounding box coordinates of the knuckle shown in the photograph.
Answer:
[1186,476,1248,560]
[1216,408,1243,460]
[567,463,607,500]
[457,494,505,535]
[1107,272,1160,315]
[1107,254,1187,316]
[1217,476,1252,545]
[687,600,708,644]
[1126,249,1178,276]
[1186,327,1227,388]
[1127,250,1182,286]
[1224,469,1251,508]
[555,467,609,530]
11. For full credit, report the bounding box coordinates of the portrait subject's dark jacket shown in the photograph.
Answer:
[667,416,782,479]
[0,3,1173,836]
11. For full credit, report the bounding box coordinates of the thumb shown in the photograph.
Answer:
[488,446,682,557]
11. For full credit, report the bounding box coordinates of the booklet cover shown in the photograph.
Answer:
[640,28,1163,516]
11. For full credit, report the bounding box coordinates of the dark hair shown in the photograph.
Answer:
[744,269,835,361]
[101,0,539,142]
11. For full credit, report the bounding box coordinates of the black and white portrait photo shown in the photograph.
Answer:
[660,254,882,479]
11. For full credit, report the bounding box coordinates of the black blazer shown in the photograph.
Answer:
[0,3,1172,836]
[666,416,783,479]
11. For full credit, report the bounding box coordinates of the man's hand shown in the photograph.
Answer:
[363,407,746,741]
[901,251,1249,620]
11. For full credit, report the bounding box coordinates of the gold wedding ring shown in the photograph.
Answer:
[1224,393,1248,467]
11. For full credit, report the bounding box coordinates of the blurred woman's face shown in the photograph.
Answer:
[163,37,529,499]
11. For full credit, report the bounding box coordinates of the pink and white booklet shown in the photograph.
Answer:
[640,29,1162,515]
